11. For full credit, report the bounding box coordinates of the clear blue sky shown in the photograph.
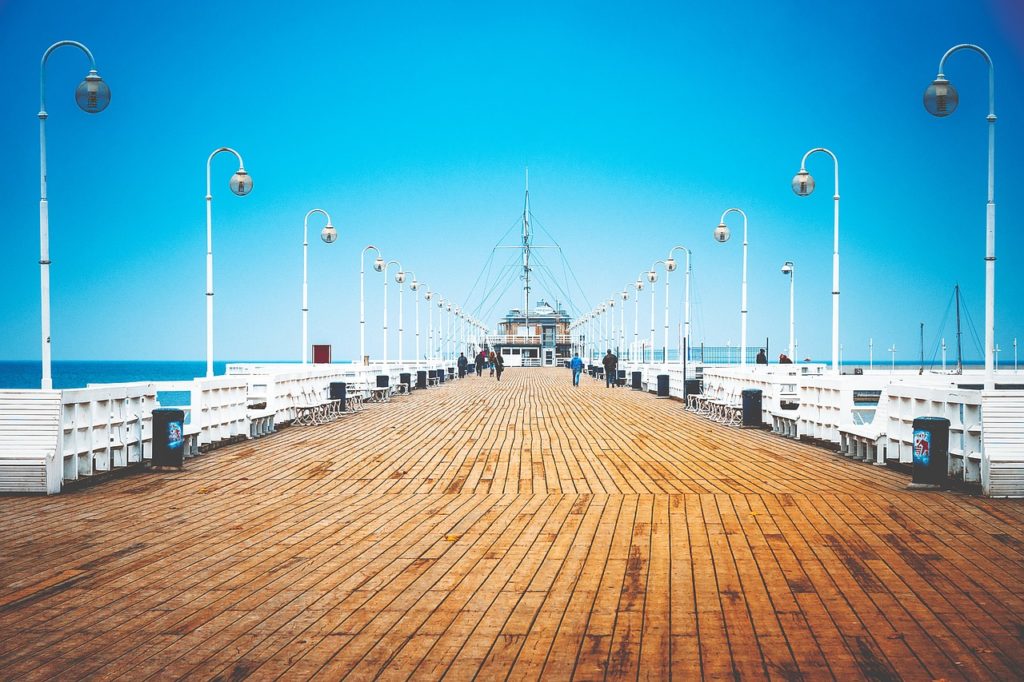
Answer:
[2,0,1022,364]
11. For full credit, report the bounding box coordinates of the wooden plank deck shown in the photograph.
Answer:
[1,367,1023,680]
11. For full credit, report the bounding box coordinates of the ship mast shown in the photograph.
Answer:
[955,284,963,374]
[522,168,531,329]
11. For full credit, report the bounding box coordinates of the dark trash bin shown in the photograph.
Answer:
[329,382,347,412]
[631,371,642,390]
[152,407,186,468]
[617,369,626,386]
[376,374,389,388]
[741,388,762,427]
[400,372,412,391]
[656,374,670,397]
[684,379,702,399]
[909,417,950,489]
[417,370,428,389]
[437,369,445,384]
[447,367,455,380]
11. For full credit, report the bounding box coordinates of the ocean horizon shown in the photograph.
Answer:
[0,358,1015,390]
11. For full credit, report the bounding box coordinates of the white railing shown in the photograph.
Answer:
[60,384,155,484]
[882,385,983,480]
[0,390,62,494]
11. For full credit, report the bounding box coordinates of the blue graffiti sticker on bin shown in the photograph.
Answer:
[167,421,184,449]
[913,428,931,467]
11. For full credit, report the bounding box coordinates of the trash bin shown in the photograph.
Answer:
[400,372,412,391]
[617,369,626,386]
[447,367,455,381]
[152,408,186,468]
[417,370,428,389]
[909,417,950,489]
[631,371,642,390]
[329,382,347,412]
[741,388,763,428]
[437,369,445,384]
[656,374,670,397]
[376,374,389,388]
[684,379,702,399]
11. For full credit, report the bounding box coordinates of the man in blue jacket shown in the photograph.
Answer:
[570,352,584,387]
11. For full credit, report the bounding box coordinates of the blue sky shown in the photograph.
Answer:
[1,0,1022,365]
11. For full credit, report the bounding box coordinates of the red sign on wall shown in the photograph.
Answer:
[312,344,332,364]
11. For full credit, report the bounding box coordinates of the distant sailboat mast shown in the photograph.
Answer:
[522,168,531,329]
[955,283,964,374]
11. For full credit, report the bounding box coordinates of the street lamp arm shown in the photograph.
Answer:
[938,44,995,115]
[40,40,97,112]
[303,208,332,245]
[206,147,246,196]
[800,148,840,195]
[719,208,748,244]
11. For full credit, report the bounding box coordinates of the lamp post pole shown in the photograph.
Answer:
[668,246,691,363]
[634,277,643,362]
[924,44,996,389]
[714,208,748,366]
[647,267,659,362]
[360,246,383,364]
[205,147,253,378]
[301,209,337,364]
[620,290,627,355]
[782,261,795,360]
[38,41,111,390]
[792,148,840,374]
[424,289,433,361]
[409,274,420,362]
[382,259,402,365]
[395,267,406,363]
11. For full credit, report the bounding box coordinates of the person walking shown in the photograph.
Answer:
[570,352,584,387]
[489,351,497,377]
[457,352,468,378]
[494,351,505,381]
[602,349,618,388]
[475,350,485,376]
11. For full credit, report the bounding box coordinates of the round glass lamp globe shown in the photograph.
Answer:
[792,170,815,196]
[373,257,384,272]
[320,225,338,243]
[75,72,111,113]
[665,257,677,272]
[924,78,958,117]
[230,170,253,196]
[647,270,658,283]
[714,224,730,243]
[395,271,406,284]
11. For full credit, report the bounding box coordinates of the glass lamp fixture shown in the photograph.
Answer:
[229,169,253,196]
[713,223,730,243]
[791,169,815,196]
[74,70,111,113]
[924,77,959,117]
[320,223,337,243]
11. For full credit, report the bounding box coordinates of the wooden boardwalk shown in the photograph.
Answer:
[1,368,1023,680]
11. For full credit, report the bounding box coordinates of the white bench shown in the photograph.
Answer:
[838,395,890,465]
[981,391,1024,498]
[0,390,63,494]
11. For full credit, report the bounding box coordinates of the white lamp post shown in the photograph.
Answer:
[301,209,337,364]
[205,147,253,378]
[409,274,420,362]
[633,276,643,362]
[714,208,748,366]
[889,344,897,372]
[424,289,433,361]
[380,259,401,365]
[394,267,406,363]
[667,246,691,363]
[360,246,383,364]
[792,148,840,375]
[647,266,659,363]
[924,44,997,389]
[620,290,628,354]
[781,261,795,361]
[37,40,111,390]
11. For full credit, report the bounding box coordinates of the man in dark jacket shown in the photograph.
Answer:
[756,348,768,365]
[602,349,618,388]
[457,352,468,378]
[475,350,485,376]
